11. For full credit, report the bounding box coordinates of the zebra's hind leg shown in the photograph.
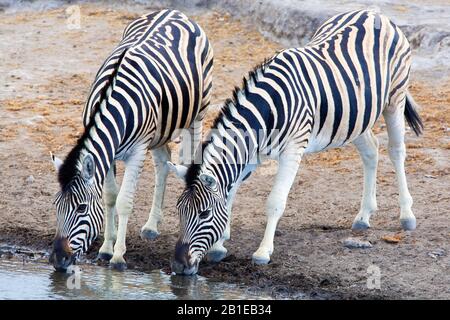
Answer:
[252,151,301,265]
[351,131,379,230]
[384,107,416,230]
[98,162,119,261]
[141,144,171,240]
[110,147,147,270]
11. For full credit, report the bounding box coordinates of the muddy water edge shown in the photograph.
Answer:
[0,244,281,300]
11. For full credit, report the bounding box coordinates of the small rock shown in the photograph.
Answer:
[381,234,403,244]
[428,248,445,259]
[25,175,35,184]
[275,230,282,237]
[343,237,373,249]
[319,278,331,286]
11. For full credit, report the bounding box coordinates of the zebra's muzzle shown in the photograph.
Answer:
[171,242,199,275]
[49,237,75,272]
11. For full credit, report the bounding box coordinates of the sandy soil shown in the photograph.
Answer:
[0,3,449,299]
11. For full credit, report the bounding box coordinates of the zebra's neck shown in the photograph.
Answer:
[59,94,124,194]
[198,109,260,197]
[58,127,116,195]
[200,60,286,196]
[81,124,116,190]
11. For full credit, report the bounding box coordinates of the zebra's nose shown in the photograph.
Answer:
[49,237,74,272]
[173,241,190,267]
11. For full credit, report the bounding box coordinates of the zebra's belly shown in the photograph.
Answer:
[304,133,355,154]
[304,113,382,154]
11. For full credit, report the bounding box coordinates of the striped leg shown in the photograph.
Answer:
[141,145,171,240]
[384,107,416,230]
[352,131,379,230]
[110,147,147,270]
[252,152,301,265]
[98,162,118,261]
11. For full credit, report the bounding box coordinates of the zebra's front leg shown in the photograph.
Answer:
[98,162,118,261]
[141,145,171,240]
[252,153,301,265]
[110,148,147,270]
[351,131,379,230]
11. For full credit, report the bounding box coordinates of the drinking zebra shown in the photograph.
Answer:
[49,9,213,271]
[169,9,423,275]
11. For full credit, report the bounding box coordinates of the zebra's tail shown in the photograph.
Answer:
[404,91,424,136]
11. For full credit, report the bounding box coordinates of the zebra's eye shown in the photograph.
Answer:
[76,204,88,215]
[199,210,211,220]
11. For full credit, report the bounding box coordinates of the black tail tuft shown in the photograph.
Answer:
[404,92,424,136]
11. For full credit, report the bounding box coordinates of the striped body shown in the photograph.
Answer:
[215,9,411,161]
[172,10,421,274]
[51,10,213,270]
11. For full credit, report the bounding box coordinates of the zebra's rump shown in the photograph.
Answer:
[302,9,411,152]
[82,9,213,153]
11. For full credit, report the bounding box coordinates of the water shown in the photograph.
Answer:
[0,257,271,300]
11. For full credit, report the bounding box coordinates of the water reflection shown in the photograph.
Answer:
[0,257,270,300]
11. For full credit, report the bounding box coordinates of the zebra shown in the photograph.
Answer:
[48,9,213,271]
[169,9,423,275]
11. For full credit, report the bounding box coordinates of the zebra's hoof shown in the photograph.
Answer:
[206,248,227,263]
[140,229,160,240]
[97,252,113,262]
[252,251,271,265]
[351,220,370,231]
[401,217,416,231]
[110,261,127,271]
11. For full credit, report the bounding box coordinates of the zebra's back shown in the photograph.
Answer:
[82,9,213,155]
[240,10,411,156]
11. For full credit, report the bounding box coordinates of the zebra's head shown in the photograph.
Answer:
[49,152,103,272]
[169,162,228,275]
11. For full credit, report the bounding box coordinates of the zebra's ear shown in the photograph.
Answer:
[81,153,95,182]
[199,173,217,189]
[167,161,188,181]
[50,152,63,171]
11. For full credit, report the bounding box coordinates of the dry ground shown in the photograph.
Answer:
[0,3,449,299]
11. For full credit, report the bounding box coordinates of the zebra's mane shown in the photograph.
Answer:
[58,52,126,190]
[184,57,273,188]
[211,56,273,131]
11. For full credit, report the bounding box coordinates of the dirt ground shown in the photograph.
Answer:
[0,3,448,299]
